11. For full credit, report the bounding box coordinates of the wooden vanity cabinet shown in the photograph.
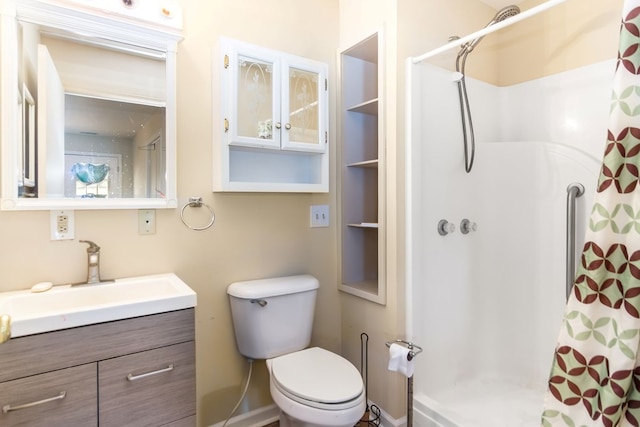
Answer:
[99,341,196,426]
[0,363,97,427]
[0,309,195,427]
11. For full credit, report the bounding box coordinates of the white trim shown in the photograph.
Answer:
[411,0,568,64]
[207,400,406,427]
[208,404,279,427]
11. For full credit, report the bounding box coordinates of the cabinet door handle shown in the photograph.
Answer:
[2,391,67,413]
[126,364,174,381]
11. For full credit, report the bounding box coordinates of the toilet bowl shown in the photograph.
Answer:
[227,275,366,426]
[267,347,366,427]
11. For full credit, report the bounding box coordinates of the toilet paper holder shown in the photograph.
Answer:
[385,339,423,361]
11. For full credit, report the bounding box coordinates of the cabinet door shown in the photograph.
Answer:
[99,341,195,427]
[227,41,281,150]
[280,57,327,153]
[0,363,97,427]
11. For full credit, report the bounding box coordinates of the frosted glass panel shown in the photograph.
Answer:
[237,55,274,140]
[288,67,319,144]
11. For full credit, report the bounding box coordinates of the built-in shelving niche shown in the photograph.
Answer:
[338,32,385,305]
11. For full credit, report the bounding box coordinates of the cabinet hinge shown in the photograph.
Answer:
[325,78,327,91]
[224,118,229,132]
[325,131,328,144]
[224,54,229,69]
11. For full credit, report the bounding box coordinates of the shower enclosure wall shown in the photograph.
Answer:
[405,56,613,425]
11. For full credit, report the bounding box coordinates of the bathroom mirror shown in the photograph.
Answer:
[0,0,183,210]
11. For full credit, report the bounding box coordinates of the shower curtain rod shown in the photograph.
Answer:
[411,0,568,64]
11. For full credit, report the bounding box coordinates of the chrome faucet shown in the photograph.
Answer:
[80,240,101,284]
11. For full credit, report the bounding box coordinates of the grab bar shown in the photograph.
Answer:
[566,183,585,300]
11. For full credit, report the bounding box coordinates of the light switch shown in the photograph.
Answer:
[310,205,329,228]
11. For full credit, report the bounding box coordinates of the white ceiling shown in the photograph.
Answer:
[477,0,526,10]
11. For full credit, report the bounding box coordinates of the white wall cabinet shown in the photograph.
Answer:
[213,37,329,192]
[338,32,386,305]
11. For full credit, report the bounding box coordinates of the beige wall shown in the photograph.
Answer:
[0,1,339,426]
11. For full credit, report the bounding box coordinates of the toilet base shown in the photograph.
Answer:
[278,409,360,427]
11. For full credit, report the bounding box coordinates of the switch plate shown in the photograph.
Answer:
[138,209,156,235]
[310,205,329,228]
[50,210,75,240]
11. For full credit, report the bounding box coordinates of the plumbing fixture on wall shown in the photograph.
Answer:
[437,219,455,235]
[452,5,521,173]
[460,219,478,234]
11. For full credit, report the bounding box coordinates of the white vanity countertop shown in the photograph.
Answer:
[0,273,197,337]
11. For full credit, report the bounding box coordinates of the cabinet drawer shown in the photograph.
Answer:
[99,341,195,426]
[0,308,194,383]
[0,363,97,427]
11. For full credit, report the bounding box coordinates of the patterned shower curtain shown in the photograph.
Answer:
[542,2,640,426]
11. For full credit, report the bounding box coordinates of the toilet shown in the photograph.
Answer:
[227,274,366,427]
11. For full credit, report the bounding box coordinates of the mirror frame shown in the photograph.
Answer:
[0,0,183,210]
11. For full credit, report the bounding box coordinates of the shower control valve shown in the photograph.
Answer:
[460,219,478,234]
[437,219,455,236]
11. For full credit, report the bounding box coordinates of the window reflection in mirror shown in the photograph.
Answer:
[18,22,167,200]
[64,95,165,199]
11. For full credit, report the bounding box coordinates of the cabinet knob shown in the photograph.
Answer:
[285,123,291,130]
[275,122,281,129]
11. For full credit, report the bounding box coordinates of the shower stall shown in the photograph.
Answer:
[405,2,614,426]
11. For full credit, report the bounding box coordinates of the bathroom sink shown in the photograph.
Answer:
[0,273,197,338]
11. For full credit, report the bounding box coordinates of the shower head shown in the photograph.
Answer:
[462,5,521,54]
[489,5,521,26]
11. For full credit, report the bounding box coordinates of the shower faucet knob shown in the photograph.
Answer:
[437,219,455,236]
[460,219,477,234]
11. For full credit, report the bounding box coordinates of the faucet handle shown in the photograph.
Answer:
[80,240,100,252]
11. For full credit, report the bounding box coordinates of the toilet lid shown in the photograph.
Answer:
[270,347,363,408]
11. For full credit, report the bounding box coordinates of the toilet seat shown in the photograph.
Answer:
[270,347,364,410]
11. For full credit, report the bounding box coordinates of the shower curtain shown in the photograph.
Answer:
[542,2,640,426]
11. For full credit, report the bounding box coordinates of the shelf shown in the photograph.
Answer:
[338,280,383,304]
[342,33,378,63]
[347,159,378,168]
[348,223,378,228]
[339,31,384,305]
[347,98,378,115]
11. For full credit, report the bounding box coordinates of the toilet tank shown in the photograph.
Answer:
[227,274,319,360]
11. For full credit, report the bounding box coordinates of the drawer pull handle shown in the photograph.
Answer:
[127,364,174,381]
[2,391,67,413]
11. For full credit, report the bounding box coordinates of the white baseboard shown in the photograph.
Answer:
[208,400,405,427]
[209,404,279,427]
[367,402,406,427]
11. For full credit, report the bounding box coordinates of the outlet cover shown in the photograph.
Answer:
[50,210,75,240]
[310,205,329,228]
[138,209,156,235]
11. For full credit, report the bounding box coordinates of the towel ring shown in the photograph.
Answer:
[180,197,215,231]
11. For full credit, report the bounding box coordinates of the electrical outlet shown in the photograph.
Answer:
[310,205,329,228]
[50,210,75,240]
[138,209,156,235]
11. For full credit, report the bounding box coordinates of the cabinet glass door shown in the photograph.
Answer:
[231,51,280,149]
[281,60,326,153]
